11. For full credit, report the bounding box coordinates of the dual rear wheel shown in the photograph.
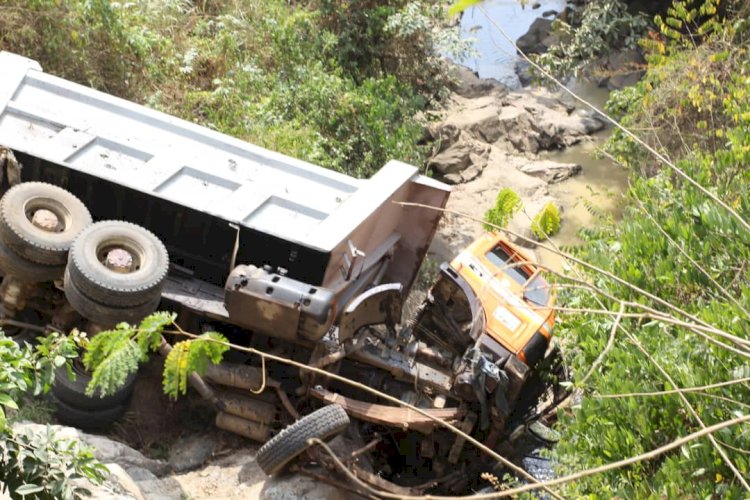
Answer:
[0,182,169,429]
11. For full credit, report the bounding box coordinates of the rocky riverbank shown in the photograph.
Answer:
[427,64,607,260]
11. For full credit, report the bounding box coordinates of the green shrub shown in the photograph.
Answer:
[531,202,561,239]
[0,331,108,498]
[554,3,750,497]
[483,188,522,231]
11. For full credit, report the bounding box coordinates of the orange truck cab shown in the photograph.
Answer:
[449,233,555,368]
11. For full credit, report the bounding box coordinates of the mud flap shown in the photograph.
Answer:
[338,283,402,342]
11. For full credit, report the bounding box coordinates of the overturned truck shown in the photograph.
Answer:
[0,51,563,494]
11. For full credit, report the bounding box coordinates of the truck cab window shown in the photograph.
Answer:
[485,245,529,286]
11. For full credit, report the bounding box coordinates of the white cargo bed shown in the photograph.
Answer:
[0,51,449,294]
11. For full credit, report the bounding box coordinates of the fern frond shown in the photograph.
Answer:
[136,312,176,357]
[161,332,229,399]
[83,328,134,373]
[163,340,191,399]
[85,339,141,397]
[483,187,522,231]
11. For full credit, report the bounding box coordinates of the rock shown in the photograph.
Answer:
[106,464,146,500]
[516,60,534,87]
[427,130,489,177]
[450,63,507,98]
[531,2,541,9]
[427,123,461,154]
[14,422,170,477]
[541,9,558,17]
[168,431,221,472]
[12,422,180,499]
[606,49,646,90]
[260,474,349,500]
[442,95,504,143]
[496,106,539,153]
[516,18,554,55]
[518,159,582,184]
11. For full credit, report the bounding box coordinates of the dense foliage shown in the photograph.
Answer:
[0,0,463,178]
[0,332,107,499]
[554,1,750,496]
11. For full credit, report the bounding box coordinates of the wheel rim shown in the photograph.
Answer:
[23,197,72,234]
[95,239,145,275]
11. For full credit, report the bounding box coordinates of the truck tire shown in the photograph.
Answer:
[256,404,350,476]
[67,221,169,307]
[51,393,128,430]
[53,362,136,411]
[0,237,64,282]
[64,269,161,326]
[0,182,92,266]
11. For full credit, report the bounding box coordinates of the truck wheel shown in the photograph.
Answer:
[256,404,350,476]
[53,361,136,411]
[0,237,64,282]
[67,221,168,307]
[63,269,161,326]
[51,393,128,430]
[0,182,92,265]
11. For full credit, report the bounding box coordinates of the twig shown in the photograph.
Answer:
[310,413,750,499]
[579,303,624,386]
[596,376,750,399]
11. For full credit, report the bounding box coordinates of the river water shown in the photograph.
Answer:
[459,1,629,270]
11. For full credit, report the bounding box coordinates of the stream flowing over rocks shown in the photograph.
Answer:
[427,64,607,259]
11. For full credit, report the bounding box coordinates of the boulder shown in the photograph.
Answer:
[518,159,582,184]
[168,431,221,472]
[13,422,180,500]
[427,130,490,177]
[515,60,534,87]
[450,63,507,99]
[496,105,539,153]
[541,9,558,17]
[427,122,462,154]
[516,18,555,55]
[606,49,646,90]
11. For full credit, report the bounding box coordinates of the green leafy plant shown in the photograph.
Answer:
[531,202,561,239]
[82,312,229,399]
[0,331,108,499]
[554,2,750,497]
[483,188,522,231]
[534,0,650,79]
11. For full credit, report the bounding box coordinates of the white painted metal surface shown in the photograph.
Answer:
[0,51,449,256]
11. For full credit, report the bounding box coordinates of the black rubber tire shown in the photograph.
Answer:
[6,328,40,347]
[256,404,350,476]
[50,393,128,430]
[64,268,161,326]
[53,363,137,411]
[4,309,45,347]
[0,182,92,265]
[68,221,168,307]
[0,237,64,282]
